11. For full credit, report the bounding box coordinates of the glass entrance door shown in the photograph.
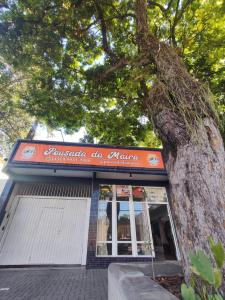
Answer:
[97,184,154,257]
[96,185,179,259]
[146,187,179,260]
[131,186,154,256]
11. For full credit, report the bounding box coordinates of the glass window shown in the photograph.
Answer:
[149,204,176,260]
[96,184,177,257]
[97,243,112,256]
[137,243,153,256]
[134,203,150,241]
[117,202,131,241]
[116,185,130,201]
[145,187,167,203]
[117,243,132,255]
[97,201,112,241]
[100,185,113,201]
[132,186,146,201]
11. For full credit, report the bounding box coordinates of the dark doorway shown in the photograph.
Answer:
[149,204,177,260]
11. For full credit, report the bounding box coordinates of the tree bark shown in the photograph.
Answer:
[152,97,225,272]
[135,0,225,287]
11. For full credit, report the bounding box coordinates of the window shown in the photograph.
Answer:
[145,187,167,203]
[132,186,146,202]
[149,204,177,260]
[96,185,113,256]
[116,186,132,255]
[96,185,178,258]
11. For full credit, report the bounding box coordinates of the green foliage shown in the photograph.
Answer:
[181,284,201,300]
[189,250,215,285]
[209,237,225,269]
[0,59,33,156]
[0,1,224,146]
[181,238,225,300]
[213,268,222,290]
[208,295,224,300]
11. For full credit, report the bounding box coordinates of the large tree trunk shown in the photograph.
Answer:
[153,105,225,274]
[135,0,225,287]
[166,118,225,265]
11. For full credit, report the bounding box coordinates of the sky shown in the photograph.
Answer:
[34,124,86,142]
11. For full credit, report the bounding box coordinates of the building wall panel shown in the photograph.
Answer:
[15,182,92,198]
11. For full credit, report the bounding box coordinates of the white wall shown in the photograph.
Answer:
[0,179,7,196]
[0,162,8,196]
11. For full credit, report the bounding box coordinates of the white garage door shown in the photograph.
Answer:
[0,196,90,265]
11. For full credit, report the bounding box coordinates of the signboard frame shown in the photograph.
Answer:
[6,140,166,175]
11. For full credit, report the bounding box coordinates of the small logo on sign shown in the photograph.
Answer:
[22,146,36,159]
[148,154,159,166]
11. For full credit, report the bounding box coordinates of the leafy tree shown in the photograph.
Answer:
[0,0,225,284]
[0,59,33,156]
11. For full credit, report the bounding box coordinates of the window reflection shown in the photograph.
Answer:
[116,185,130,201]
[118,243,132,255]
[137,243,152,256]
[145,187,167,203]
[134,202,146,211]
[134,202,150,241]
[132,186,146,201]
[97,243,112,255]
[100,185,113,201]
[97,184,175,258]
[117,202,131,241]
[97,201,112,241]
[149,204,176,260]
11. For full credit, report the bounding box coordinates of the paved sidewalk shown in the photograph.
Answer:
[0,267,108,300]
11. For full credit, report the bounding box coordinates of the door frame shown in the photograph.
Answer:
[148,201,181,260]
[0,195,91,265]
[97,185,155,257]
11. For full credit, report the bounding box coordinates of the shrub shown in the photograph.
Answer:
[181,237,225,300]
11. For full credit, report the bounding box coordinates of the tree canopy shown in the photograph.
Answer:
[0,59,32,156]
[0,0,224,146]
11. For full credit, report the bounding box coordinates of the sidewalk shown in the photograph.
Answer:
[0,267,108,300]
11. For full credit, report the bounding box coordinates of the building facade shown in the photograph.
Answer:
[0,140,180,268]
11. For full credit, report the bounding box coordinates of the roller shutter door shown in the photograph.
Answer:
[0,196,89,265]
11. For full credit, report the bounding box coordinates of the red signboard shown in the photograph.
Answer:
[12,143,165,170]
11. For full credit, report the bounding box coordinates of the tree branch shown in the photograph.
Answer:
[176,0,194,22]
[170,0,194,46]
[97,58,129,81]
[95,2,116,59]
[148,0,193,47]
[138,80,150,110]
[96,55,150,82]
[148,1,166,14]
[136,0,162,61]
[109,3,136,19]
[148,0,174,46]
[166,0,174,11]
[148,0,175,15]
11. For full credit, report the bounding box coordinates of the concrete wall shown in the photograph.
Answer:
[108,262,181,300]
